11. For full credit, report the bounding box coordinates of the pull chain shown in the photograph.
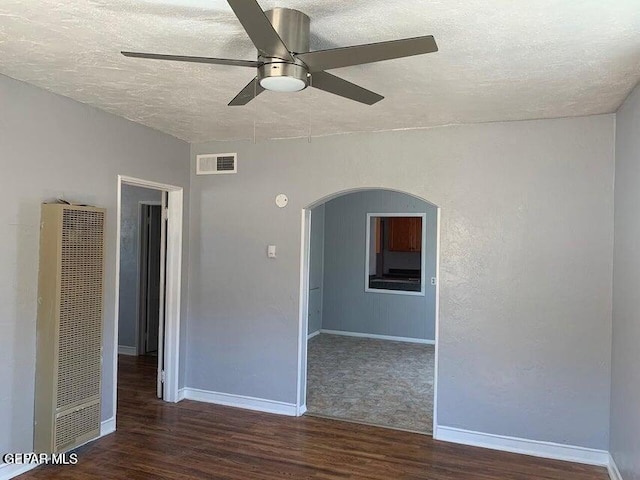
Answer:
[308,74,312,143]
[253,78,257,144]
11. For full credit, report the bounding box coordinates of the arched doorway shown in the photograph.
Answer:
[296,188,441,435]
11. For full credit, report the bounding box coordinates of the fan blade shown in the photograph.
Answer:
[121,51,261,68]
[226,0,294,62]
[296,35,437,72]
[228,77,265,106]
[311,71,383,105]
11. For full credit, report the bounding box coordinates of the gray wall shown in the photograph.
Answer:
[308,204,325,336]
[611,82,640,479]
[322,190,437,340]
[118,185,162,349]
[189,113,614,449]
[0,73,189,458]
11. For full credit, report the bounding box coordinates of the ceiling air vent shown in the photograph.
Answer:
[196,153,237,175]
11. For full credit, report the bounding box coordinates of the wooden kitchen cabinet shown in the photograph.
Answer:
[388,217,422,252]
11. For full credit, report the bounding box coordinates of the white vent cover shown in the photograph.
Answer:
[196,153,237,175]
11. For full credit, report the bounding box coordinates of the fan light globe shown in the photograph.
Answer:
[259,76,306,92]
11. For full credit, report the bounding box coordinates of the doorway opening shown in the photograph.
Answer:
[138,202,163,361]
[297,188,440,435]
[113,176,183,429]
[136,201,166,398]
[128,199,165,398]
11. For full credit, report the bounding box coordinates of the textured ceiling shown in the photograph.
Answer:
[0,0,639,142]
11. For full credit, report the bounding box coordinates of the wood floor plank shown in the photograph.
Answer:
[19,355,609,480]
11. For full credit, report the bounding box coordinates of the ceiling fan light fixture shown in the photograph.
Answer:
[259,75,306,92]
[122,2,438,106]
[257,61,308,93]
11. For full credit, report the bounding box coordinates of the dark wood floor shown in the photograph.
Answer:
[22,355,609,479]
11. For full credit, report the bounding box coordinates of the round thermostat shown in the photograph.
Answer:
[275,194,288,208]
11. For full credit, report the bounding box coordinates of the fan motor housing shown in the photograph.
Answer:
[259,8,311,90]
[264,8,310,54]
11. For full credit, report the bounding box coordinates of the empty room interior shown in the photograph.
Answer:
[0,1,639,480]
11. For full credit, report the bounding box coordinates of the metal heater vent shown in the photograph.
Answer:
[34,204,106,454]
[55,401,101,451]
[57,209,104,410]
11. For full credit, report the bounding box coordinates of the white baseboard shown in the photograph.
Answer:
[0,462,38,480]
[608,453,624,480]
[0,417,117,480]
[320,329,435,345]
[183,388,297,416]
[307,330,320,340]
[436,426,609,466]
[100,416,116,436]
[297,404,307,416]
[177,388,186,401]
[118,345,137,356]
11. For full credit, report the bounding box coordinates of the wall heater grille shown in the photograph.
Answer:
[55,400,101,451]
[35,204,106,454]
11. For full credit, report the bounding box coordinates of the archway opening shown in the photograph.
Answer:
[297,188,441,435]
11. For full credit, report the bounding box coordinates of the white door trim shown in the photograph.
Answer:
[432,207,441,436]
[114,175,183,427]
[296,195,441,436]
[296,209,312,413]
[156,194,167,399]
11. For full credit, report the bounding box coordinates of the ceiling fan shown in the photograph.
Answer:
[121,1,438,106]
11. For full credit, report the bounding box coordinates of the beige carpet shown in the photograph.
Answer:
[306,334,434,434]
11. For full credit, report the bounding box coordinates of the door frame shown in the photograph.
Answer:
[295,189,441,436]
[114,175,183,417]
